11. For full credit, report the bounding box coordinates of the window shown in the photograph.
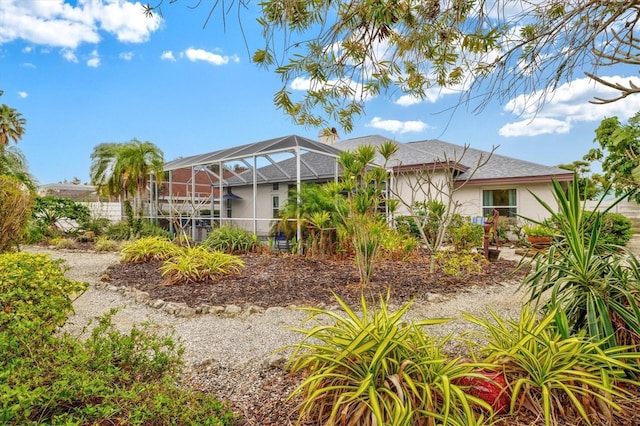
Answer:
[272,183,279,191]
[272,195,280,217]
[483,189,517,218]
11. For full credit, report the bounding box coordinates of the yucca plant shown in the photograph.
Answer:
[120,236,181,263]
[464,306,640,426]
[285,292,492,426]
[159,246,244,284]
[521,176,640,349]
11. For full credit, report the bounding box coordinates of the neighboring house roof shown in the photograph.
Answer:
[223,135,573,186]
[38,183,99,201]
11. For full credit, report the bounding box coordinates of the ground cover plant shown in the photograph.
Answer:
[0,251,236,425]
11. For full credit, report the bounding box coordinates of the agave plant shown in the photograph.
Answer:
[521,176,640,348]
[285,292,492,426]
[464,306,640,426]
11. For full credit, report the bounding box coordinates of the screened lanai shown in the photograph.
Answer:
[151,134,343,242]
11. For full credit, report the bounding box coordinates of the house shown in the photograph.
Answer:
[160,134,573,239]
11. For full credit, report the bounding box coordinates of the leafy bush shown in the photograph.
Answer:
[160,247,244,285]
[448,216,484,250]
[0,252,236,425]
[0,252,87,346]
[202,226,263,254]
[380,226,419,260]
[286,293,490,425]
[0,175,34,252]
[435,250,486,276]
[120,236,181,263]
[106,220,173,241]
[464,307,640,426]
[32,196,91,235]
[586,211,633,246]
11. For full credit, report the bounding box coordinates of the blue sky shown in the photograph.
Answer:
[2,0,640,185]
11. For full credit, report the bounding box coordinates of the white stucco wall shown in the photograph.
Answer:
[224,184,290,236]
[454,182,558,222]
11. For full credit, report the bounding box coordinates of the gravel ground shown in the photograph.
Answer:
[23,245,531,423]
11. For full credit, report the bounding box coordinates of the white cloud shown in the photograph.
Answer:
[367,117,429,134]
[61,49,78,62]
[18,91,28,98]
[22,46,32,53]
[182,47,238,66]
[87,49,100,67]
[160,50,176,61]
[120,51,134,60]
[0,0,162,48]
[499,75,640,137]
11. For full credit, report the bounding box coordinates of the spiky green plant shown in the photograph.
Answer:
[159,246,244,284]
[285,292,491,425]
[119,236,181,263]
[202,226,263,254]
[464,307,640,426]
[521,177,640,349]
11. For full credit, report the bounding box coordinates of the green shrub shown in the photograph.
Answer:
[435,250,486,276]
[464,307,640,426]
[106,220,173,241]
[160,247,245,284]
[94,236,120,252]
[202,226,263,254]
[1,310,237,425]
[0,252,87,351]
[53,237,76,249]
[0,176,34,252]
[380,226,419,260]
[0,253,236,425]
[448,216,484,250]
[32,196,91,235]
[120,236,181,263]
[286,293,490,425]
[586,211,633,246]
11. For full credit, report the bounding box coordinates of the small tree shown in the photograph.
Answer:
[0,176,34,252]
[383,144,495,272]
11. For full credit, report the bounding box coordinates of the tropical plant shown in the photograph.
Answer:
[32,196,91,236]
[0,175,34,252]
[521,176,640,349]
[90,139,164,238]
[0,103,26,148]
[464,307,640,426]
[94,236,120,252]
[585,211,633,246]
[202,225,263,254]
[0,145,35,190]
[159,246,244,284]
[285,292,492,426]
[522,223,554,237]
[120,236,181,263]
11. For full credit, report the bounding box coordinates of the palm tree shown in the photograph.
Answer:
[0,146,36,191]
[0,104,27,148]
[90,139,164,236]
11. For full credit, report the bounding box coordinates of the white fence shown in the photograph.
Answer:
[80,202,122,222]
[584,199,640,220]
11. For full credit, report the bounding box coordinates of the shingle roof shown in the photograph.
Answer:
[201,134,573,186]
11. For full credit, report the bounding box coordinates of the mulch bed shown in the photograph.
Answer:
[102,253,527,309]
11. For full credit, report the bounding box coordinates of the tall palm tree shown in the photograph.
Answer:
[90,139,164,235]
[0,104,27,148]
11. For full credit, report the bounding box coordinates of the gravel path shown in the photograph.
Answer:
[23,245,531,423]
[25,246,529,367]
